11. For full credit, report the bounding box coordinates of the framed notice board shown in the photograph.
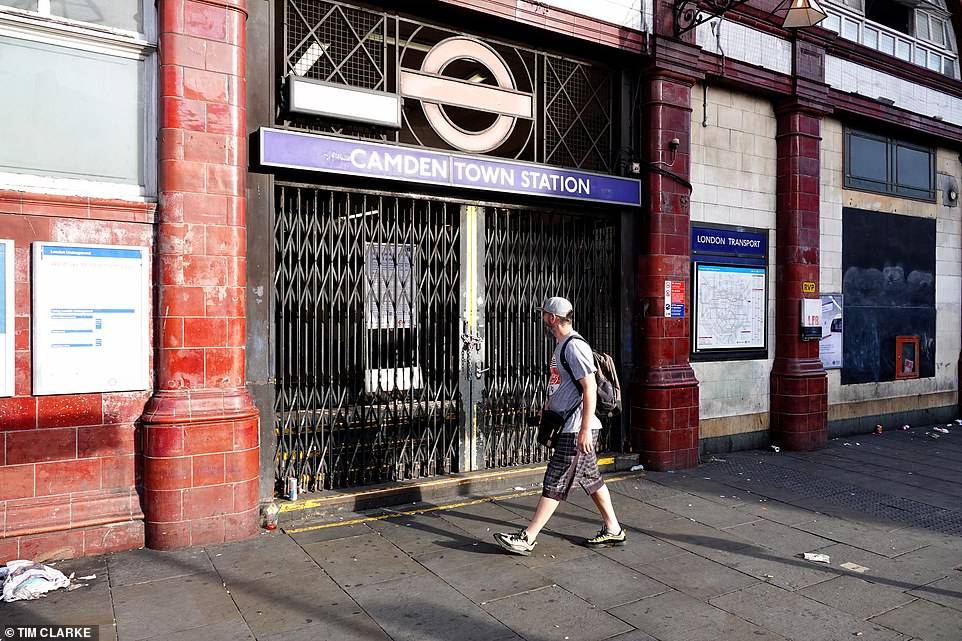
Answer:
[691,224,769,361]
[32,242,149,395]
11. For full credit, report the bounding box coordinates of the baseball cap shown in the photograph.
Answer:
[536,296,573,318]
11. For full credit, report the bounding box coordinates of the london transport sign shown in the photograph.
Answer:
[258,128,642,207]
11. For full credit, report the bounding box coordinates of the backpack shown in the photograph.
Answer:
[559,335,623,417]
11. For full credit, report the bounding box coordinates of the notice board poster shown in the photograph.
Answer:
[365,242,416,330]
[0,240,13,397]
[820,294,843,369]
[32,242,149,395]
[694,264,766,350]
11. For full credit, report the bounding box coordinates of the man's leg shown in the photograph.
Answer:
[493,494,560,555]
[524,495,560,540]
[589,484,621,534]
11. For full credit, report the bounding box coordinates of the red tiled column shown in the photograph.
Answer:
[142,0,259,549]
[770,103,827,451]
[632,71,699,471]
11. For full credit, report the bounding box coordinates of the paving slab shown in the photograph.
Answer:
[813,543,955,590]
[226,567,351,637]
[287,521,374,545]
[259,618,390,641]
[350,573,519,641]
[906,570,962,612]
[107,547,216,587]
[644,517,754,560]
[869,597,962,641]
[142,619,255,641]
[607,477,683,503]
[514,529,597,568]
[594,529,689,571]
[111,570,242,641]
[598,493,679,531]
[597,629,660,641]
[434,500,528,540]
[482,584,632,641]
[795,515,926,557]
[302,531,427,590]
[893,540,962,573]
[607,588,740,640]
[710,545,838,591]
[209,532,317,583]
[645,493,760,530]
[709,581,909,641]
[367,512,476,556]
[532,552,669,609]
[724,516,836,555]
[797,574,916,618]
[637,549,759,600]
[681,617,790,641]
[415,540,553,603]
[734,498,821,527]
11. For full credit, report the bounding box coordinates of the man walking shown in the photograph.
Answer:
[493,296,625,555]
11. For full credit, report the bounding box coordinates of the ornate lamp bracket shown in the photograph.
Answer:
[673,0,752,36]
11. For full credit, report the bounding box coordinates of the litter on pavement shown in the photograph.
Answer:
[802,552,831,563]
[1,560,71,602]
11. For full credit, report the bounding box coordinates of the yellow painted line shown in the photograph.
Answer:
[279,457,616,513]
[284,467,638,534]
[467,205,477,329]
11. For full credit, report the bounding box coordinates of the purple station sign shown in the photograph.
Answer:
[259,128,642,207]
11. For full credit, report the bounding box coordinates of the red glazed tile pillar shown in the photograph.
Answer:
[770,103,828,451]
[142,0,259,549]
[632,71,699,471]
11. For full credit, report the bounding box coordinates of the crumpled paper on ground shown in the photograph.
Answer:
[1,560,71,602]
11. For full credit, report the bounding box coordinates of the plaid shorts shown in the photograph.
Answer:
[542,432,605,501]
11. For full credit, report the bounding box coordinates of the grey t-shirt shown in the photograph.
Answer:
[547,332,601,433]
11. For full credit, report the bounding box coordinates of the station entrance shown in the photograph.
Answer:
[272,184,620,491]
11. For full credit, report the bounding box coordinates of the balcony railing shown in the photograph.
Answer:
[821,6,959,79]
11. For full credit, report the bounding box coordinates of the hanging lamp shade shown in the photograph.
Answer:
[782,0,827,28]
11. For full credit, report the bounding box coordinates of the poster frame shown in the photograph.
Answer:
[31,241,150,395]
[690,223,769,362]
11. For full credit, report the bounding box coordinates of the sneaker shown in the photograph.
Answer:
[493,529,536,556]
[584,527,626,548]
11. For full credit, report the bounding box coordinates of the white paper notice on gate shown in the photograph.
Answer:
[32,242,149,395]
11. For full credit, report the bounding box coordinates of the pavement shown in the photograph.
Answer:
[2,423,962,641]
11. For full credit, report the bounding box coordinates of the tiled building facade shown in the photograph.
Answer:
[0,0,960,558]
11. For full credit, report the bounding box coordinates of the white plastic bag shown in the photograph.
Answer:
[1,560,71,602]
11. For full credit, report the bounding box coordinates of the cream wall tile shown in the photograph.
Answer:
[691,86,777,421]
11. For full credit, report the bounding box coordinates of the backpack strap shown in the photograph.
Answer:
[559,334,590,395]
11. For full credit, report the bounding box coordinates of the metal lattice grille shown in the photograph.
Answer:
[285,0,386,88]
[481,209,620,467]
[274,186,461,491]
[544,55,613,172]
[280,0,616,170]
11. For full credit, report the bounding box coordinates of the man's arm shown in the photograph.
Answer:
[577,373,597,454]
